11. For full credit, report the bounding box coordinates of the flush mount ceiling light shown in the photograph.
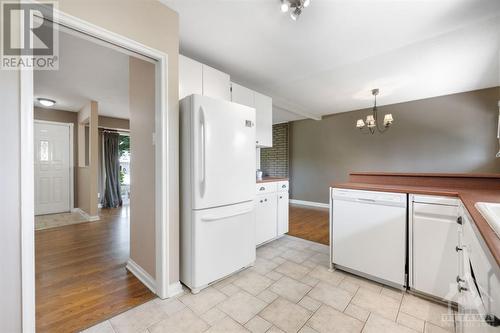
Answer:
[356,89,394,134]
[37,98,56,107]
[280,0,310,20]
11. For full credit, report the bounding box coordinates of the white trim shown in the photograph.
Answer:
[20,8,174,331]
[126,259,156,294]
[20,59,36,333]
[289,199,329,209]
[168,282,184,297]
[33,120,75,212]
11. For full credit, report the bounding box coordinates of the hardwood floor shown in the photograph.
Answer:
[35,206,155,333]
[288,205,329,245]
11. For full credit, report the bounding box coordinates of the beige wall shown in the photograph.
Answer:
[129,57,157,277]
[1,1,179,329]
[290,87,500,203]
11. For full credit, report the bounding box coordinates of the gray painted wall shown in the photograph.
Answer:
[290,87,500,204]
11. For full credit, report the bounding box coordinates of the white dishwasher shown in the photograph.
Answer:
[332,188,407,288]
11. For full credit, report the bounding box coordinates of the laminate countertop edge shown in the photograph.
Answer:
[332,182,500,267]
[256,177,289,183]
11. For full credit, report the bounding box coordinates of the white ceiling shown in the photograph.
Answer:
[34,30,130,119]
[163,0,500,122]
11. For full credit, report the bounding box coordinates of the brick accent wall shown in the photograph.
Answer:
[260,123,289,177]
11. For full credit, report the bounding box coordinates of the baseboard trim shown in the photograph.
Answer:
[167,281,184,298]
[126,259,157,294]
[71,208,100,222]
[289,199,329,209]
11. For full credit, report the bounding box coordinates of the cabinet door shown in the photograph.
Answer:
[179,55,203,100]
[254,92,273,147]
[231,82,254,107]
[277,191,289,235]
[411,202,459,301]
[202,65,230,101]
[255,194,277,246]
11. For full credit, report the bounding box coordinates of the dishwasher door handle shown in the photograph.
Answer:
[357,198,377,203]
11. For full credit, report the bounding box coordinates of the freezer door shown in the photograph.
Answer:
[191,95,256,210]
[191,201,256,288]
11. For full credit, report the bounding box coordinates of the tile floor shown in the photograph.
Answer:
[82,235,456,333]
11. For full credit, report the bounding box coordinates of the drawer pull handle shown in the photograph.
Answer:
[485,314,500,327]
[279,196,282,199]
[260,200,263,203]
[457,284,468,292]
[457,216,463,225]
[264,198,267,202]
[259,187,265,191]
[282,185,286,188]
[455,246,463,252]
[456,275,465,283]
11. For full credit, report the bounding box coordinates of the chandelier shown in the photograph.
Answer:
[356,89,394,134]
[280,0,310,21]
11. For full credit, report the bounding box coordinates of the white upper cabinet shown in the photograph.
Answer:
[231,83,254,108]
[179,55,203,100]
[202,65,231,101]
[231,82,273,148]
[254,92,273,147]
[179,55,230,101]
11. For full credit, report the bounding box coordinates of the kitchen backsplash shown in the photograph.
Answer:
[260,123,289,177]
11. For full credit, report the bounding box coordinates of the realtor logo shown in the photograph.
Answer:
[1,1,58,70]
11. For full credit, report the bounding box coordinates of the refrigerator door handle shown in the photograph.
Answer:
[201,208,254,222]
[199,106,207,197]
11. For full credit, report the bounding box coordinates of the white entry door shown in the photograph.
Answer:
[34,121,72,215]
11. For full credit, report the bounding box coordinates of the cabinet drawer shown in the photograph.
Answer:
[256,182,277,194]
[277,181,289,192]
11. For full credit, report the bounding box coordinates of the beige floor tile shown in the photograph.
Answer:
[299,326,320,333]
[381,287,404,301]
[252,258,279,275]
[234,271,274,295]
[281,248,315,264]
[257,246,284,260]
[308,243,329,255]
[109,300,166,333]
[307,305,364,333]
[424,322,453,333]
[308,266,345,286]
[82,320,115,333]
[154,297,186,316]
[201,307,227,325]
[211,273,239,290]
[258,289,279,304]
[180,287,227,315]
[342,275,383,293]
[275,261,311,280]
[302,260,319,270]
[300,275,321,287]
[339,279,360,294]
[308,253,330,266]
[270,276,312,303]
[218,291,267,324]
[205,316,249,333]
[272,257,287,265]
[266,271,284,281]
[245,316,272,333]
[267,326,287,333]
[260,298,312,333]
[362,314,417,333]
[344,303,370,322]
[397,312,425,332]
[284,240,312,251]
[298,296,322,312]
[400,295,454,330]
[148,308,209,333]
[351,288,401,321]
[308,281,354,312]
[220,283,241,296]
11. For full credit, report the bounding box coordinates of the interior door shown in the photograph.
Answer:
[34,122,71,215]
[191,95,256,210]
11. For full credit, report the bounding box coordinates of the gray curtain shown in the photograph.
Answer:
[102,132,122,208]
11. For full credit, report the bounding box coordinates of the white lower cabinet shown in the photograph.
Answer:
[255,180,289,246]
[410,195,460,302]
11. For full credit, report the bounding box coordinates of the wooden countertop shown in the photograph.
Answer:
[333,173,500,267]
[256,177,288,183]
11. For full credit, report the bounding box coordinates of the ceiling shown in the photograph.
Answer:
[34,30,130,119]
[163,0,500,123]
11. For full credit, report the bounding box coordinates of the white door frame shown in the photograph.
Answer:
[20,9,172,332]
[33,120,75,213]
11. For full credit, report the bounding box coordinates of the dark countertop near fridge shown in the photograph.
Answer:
[332,172,500,267]
[256,177,289,183]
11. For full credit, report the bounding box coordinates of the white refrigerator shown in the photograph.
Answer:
[180,94,256,293]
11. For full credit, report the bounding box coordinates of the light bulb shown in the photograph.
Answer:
[290,7,301,20]
[280,0,289,12]
[38,98,56,107]
[366,115,375,127]
[384,114,394,126]
[303,0,311,7]
[356,119,365,128]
